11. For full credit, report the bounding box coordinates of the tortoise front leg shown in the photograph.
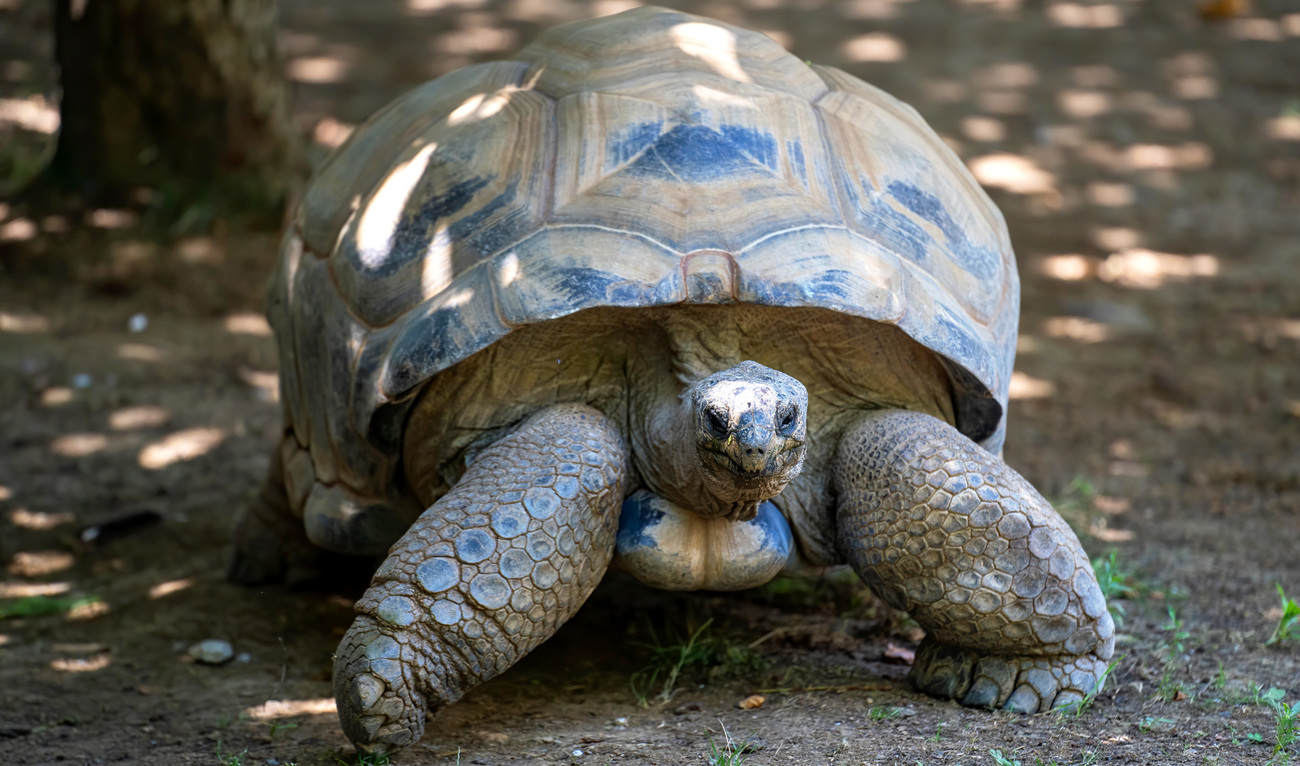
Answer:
[832,410,1115,712]
[333,405,628,755]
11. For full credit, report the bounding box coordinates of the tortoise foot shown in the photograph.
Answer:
[910,637,1111,713]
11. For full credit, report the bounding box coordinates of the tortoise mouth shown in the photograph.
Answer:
[699,444,803,480]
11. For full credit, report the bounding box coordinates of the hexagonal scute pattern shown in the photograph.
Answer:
[331,405,627,754]
[269,6,1019,523]
[832,409,1114,709]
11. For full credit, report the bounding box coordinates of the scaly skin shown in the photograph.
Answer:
[228,436,324,586]
[332,405,628,755]
[832,409,1115,712]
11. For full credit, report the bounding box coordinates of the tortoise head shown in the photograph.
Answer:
[688,361,808,517]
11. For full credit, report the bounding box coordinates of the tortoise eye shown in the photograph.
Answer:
[778,406,798,435]
[705,408,729,437]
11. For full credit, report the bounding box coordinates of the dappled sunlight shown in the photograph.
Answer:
[1266,115,1300,141]
[1237,317,1300,346]
[246,698,338,720]
[87,209,138,229]
[1098,249,1219,289]
[50,654,111,673]
[118,343,166,362]
[175,236,223,264]
[1016,335,1041,354]
[1046,2,1123,28]
[313,116,355,148]
[0,581,71,598]
[671,22,752,82]
[109,405,171,431]
[448,92,511,126]
[1008,371,1055,399]
[357,143,438,267]
[961,116,1005,142]
[841,33,907,63]
[1043,316,1110,344]
[149,578,195,599]
[66,600,110,621]
[1085,181,1135,207]
[239,368,280,403]
[0,310,49,332]
[223,311,272,336]
[50,433,108,458]
[421,223,454,296]
[1229,17,1285,41]
[0,94,58,133]
[8,509,75,530]
[0,486,9,501]
[1039,254,1095,281]
[406,0,488,14]
[1057,89,1111,119]
[1125,142,1213,171]
[1091,226,1140,251]
[968,153,1057,195]
[41,387,73,407]
[0,217,37,241]
[8,551,74,577]
[1089,522,1133,543]
[138,427,226,470]
[841,0,917,20]
[287,55,351,84]
[437,21,517,57]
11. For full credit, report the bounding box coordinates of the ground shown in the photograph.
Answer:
[1,1,1299,765]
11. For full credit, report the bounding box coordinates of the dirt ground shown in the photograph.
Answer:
[2,1,1299,764]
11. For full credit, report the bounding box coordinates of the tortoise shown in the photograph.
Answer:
[229,6,1114,755]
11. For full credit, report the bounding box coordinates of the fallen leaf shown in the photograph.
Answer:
[738,694,766,710]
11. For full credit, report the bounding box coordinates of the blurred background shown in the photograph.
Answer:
[0,1,1297,764]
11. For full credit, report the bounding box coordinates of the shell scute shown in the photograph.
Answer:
[330,88,553,328]
[300,61,531,258]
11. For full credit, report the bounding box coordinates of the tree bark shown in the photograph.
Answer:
[44,0,298,210]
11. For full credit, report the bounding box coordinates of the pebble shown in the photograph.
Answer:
[71,373,93,388]
[236,652,252,664]
[571,750,584,757]
[188,639,234,665]
[128,313,148,332]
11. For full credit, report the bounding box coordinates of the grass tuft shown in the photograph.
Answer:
[1266,584,1300,647]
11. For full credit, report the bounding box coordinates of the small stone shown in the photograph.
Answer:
[738,694,765,710]
[673,701,702,715]
[188,639,233,665]
[613,717,628,726]
[236,652,252,664]
[71,373,93,388]
[128,313,148,332]
[571,749,584,757]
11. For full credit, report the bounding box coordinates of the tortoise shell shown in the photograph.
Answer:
[267,6,1019,510]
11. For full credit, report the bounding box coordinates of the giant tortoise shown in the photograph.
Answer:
[230,6,1114,755]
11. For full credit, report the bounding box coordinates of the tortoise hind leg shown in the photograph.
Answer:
[333,404,628,755]
[229,434,359,588]
[831,409,1115,712]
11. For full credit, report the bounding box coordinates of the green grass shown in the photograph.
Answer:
[265,719,298,741]
[216,740,248,766]
[628,618,764,707]
[1091,550,1139,626]
[1060,657,1121,717]
[1264,695,1299,762]
[1156,607,1191,702]
[989,749,1098,766]
[0,595,101,620]
[336,753,391,766]
[868,706,903,721]
[1266,584,1299,647]
[705,722,754,766]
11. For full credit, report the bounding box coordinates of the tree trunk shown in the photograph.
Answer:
[45,0,298,211]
